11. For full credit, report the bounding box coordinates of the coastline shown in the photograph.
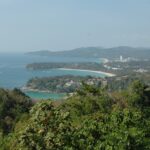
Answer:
[22,88,67,100]
[58,68,115,77]
[21,67,115,96]
[21,86,66,94]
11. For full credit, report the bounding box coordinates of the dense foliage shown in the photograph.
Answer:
[1,80,150,149]
[26,62,106,72]
[0,88,32,135]
[0,88,33,149]
[25,73,150,94]
[25,75,102,93]
[106,73,150,91]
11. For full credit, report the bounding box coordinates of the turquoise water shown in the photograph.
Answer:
[25,91,66,100]
[0,53,104,99]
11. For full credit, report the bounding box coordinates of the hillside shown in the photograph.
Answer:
[27,46,150,59]
[1,81,150,149]
[0,88,32,135]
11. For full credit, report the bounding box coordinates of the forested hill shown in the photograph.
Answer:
[1,80,150,149]
[0,88,32,135]
[27,46,150,59]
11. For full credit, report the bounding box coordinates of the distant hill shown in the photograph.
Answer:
[27,46,150,59]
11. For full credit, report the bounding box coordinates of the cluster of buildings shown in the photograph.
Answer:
[117,56,139,62]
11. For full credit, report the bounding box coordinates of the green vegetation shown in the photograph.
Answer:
[105,60,150,76]
[0,88,33,149]
[26,62,106,71]
[1,80,150,149]
[25,75,102,93]
[106,73,150,91]
[0,88,32,135]
[26,60,150,78]
[24,72,150,94]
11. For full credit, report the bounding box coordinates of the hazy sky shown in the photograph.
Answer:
[0,0,150,52]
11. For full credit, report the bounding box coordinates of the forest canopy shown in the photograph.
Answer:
[0,80,150,150]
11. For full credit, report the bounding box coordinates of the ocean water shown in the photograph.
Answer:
[0,53,103,99]
[25,91,66,100]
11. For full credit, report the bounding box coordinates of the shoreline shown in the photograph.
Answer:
[58,68,115,77]
[21,87,66,94]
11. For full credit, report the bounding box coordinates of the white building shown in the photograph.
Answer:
[120,55,123,62]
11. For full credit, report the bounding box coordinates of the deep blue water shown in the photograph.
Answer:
[0,53,102,89]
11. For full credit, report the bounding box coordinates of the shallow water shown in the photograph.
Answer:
[25,91,66,100]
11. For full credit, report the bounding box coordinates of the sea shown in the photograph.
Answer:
[0,52,104,100]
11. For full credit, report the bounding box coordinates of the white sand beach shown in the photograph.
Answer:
[58,68,115,77]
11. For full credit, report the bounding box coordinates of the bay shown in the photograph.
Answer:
[25,91,66,100]
[0,52,103,99]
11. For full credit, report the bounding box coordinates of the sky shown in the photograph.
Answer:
[0,0,150,52]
